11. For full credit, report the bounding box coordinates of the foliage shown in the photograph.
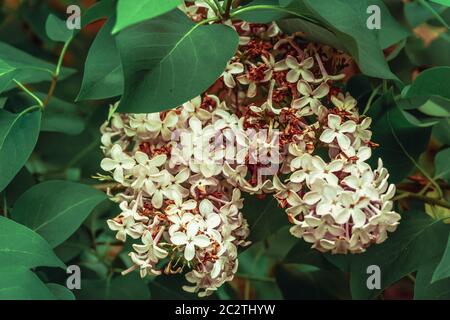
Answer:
[0,0,449,300]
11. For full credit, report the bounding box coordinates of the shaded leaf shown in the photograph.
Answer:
[243,194,287,243]
[46,283,76,300]
[432,233,450,282]
[12,180,107,247]
[0,216,64,270]
[45,14,73,43]
[116,10,239,113]
[415,257,450,299]
[0,268,54,299]
[0,108,41,192]
[113,0,181,34]
[77,18,123,101]
[368,91,431,183]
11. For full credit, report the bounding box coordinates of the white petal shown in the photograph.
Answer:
[186,221,199,238]
[171,232,188,246]
[100,158,117,171]
[286,69,300,83]
[184,242,196,261]
[303,191,321,205]
[193,235,210,248]
[319,129,336,143]
[199,199,214,216]
[336,134,351,150]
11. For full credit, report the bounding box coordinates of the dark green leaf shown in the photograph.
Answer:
[0,268,55,299]
[0,216,64,270]
[406,67,450,100]
[46,283,76,300]
[433,118,450,145]
[77,18,123,101]
[302,0,399,79]
[434,148,450,181]
[327,212,449,299]
[284,240,336,270]
[32,93,85,135]
[415,257,450,299]
[368,92,431,183]
[11,180,107,248]
[113,0,181,34]
[116,10,239,113]
[82,0,116,28]
[432,233,450,283]
[275,264,350,299]
[243,194,287,243]
[0,108,41,192]
[76,273,150,300]
[45,14,73,43]
[0,42,75,89]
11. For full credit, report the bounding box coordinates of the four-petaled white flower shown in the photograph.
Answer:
[146,111,179,141]
[284,55,315,83]
[292,81,329,115]
[319,114,357,150]
[171,221,211,261]
[100,144,135,183]
[222,61,244,88]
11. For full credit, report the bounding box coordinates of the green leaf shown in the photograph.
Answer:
[405,32,450,67]
[11,180,107,248]
[278,18,344,50]
[435,148,450,180]
[433,118,450,145]
[45,14,73,43]
[76,273,150,300]
[284,240,336,270]
[0,268,55,299]
[0,216,64,270]
[0,63,16,94]
[415,257,450,299]
[54,228,91,263]
[113,0,181,34]
[275,264,350,299]
[432,233,450,283]
[302,0,398,79]
[430,0,450,7]
[40,95,85,135]
[0,108,41,192]
[82,0,116,28]
[405,1,449,27]
[368,92,431,183]
[0,42,75,90]
[46,283,76,300]
[116,10,239,113]
[406,67,450,100]
[149,274,198,300]
[418,97,450,118]
[235,0,308,23]
[243,194,287,243]
[327,212,449,299]
[77,18,123,101]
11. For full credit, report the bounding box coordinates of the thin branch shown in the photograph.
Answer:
[43,37,73,108]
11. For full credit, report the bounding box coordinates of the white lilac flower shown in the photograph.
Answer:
[222,61,244,88]
[100,144,135,183]
[319,114,357,150]
[284,55,315,83]
[331,92,357,113]
[146,111,179,140]
[292,81,329,114]
[107,213,144,242]
[171,221,211,261]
